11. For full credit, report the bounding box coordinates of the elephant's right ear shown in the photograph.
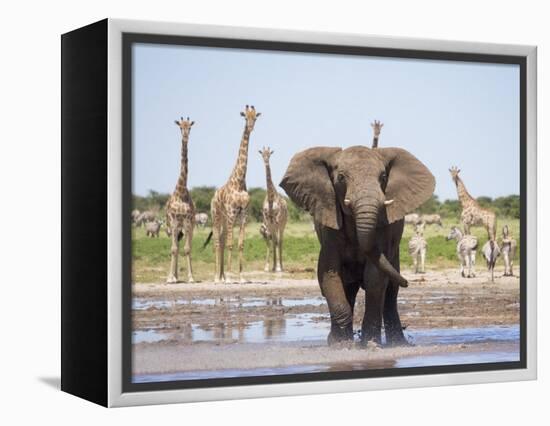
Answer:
[280,147,342,230]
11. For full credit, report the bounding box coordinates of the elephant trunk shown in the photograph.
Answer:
[354,195,408,288]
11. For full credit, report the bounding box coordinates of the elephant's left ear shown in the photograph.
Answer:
[376,147,436,224]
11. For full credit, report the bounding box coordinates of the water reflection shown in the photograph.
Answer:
[325,359,397,372]
[133,320,519,348]
[132,295,325,311]
[263,317,287,339]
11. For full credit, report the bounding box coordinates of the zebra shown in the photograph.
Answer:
[194,212,208,228]
[446,226,478,278]
[420,214,443,227]
[408,222,427,274]
[135,210,156,227]
[482,240,501,282]
[501,225,517,276]
[145,220,163,238]
[405,213,421,226]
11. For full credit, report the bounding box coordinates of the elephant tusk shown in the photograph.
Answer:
[344,198,351,207]
[384,199,394,206]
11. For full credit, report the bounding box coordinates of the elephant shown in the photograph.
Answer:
[280,146,435,346]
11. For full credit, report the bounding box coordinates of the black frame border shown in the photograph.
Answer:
[61,19,109,406]
[122,32,527,393]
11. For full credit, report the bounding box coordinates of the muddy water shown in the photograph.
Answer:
[133,295,326,311]
[132,293,520,383]
[133,311,519,347]
[132,294,519,346]
[133,312,330,344]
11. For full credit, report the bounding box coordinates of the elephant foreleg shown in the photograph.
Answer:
[361,263,388,345]
[318,249,353,345]
[383,256,408,346]
[383,283,408,346]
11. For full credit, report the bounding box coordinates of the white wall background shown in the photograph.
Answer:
[0,0,546,424]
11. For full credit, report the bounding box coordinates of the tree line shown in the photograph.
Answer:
[417,194,520,219]
[133,189,520,222]
[133,187,306,222]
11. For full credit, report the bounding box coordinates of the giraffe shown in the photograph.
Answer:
[371,120,383,148]
[259,146,288,272]
[165,117,195,283]
[449,166,497,241]
[210,105,261,283]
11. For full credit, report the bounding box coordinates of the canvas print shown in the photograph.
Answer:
[129,41,521,385]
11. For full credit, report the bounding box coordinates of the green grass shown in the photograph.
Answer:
[132,219,519,282]
[132,222,320,282]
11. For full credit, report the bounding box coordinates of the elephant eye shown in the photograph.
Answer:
[337,173,346,182]
[380,172,388,186]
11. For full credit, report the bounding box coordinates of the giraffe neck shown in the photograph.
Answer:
[173,134,189,197]
[228,127,251,190]
[455,177,475,207]
[372,136,379,149]
[265,161,276,209]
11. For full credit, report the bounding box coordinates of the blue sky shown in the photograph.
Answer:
[132,43,520,201]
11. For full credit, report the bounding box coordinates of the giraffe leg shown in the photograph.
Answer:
[211,201,223,283]
[491,217,497,241]
[271,231,277,272]
[276,229,284,272]
[167,227,180,283]
[264,238,271,272]
[225,218,235,281]
[212,222,223,283]
[264,241,271,272]
[237,215,247,283]
[471,251,476,277]
[413,253,418,274]
[220,226,227,282]
[184,222,194,283]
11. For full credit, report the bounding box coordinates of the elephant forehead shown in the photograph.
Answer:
[337,147,384,170]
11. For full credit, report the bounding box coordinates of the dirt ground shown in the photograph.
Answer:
[132,268,520,377]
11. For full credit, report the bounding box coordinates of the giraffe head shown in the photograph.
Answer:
[174,116,195,138]
[240,105,261,132]
[371,120,384,137]
[449,166,461,184]
[259,146,274,164]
